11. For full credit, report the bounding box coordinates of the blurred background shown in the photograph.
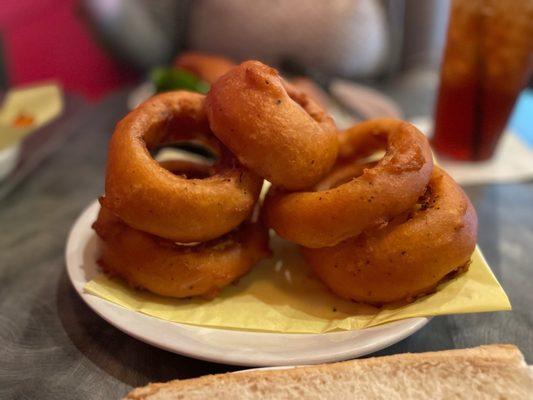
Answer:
[0,0,449,98]
[0,0,531,189]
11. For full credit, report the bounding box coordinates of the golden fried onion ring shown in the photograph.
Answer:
[103,91,263,243]
[93,205,270,299]
[173,51,236,84]
[205,60,338,190]
[263,119,434,248]
[301,167,478,304]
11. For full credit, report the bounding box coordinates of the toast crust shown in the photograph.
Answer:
[125,345,532,399]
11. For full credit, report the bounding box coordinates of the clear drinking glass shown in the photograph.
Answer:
[432,0,533,161]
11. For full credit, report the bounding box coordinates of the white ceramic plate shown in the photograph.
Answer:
[65,201,429,367]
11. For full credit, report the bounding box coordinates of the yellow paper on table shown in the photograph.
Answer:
[84,234,511,334]
[0,83,63,149]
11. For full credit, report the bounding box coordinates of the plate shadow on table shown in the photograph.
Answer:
[56,269,239,388]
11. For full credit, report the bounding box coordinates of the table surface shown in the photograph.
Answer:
[1,77,532,400]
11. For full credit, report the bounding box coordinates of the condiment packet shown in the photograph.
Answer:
[0,83,63,149]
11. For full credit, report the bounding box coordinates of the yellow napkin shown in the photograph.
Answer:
[0,83,63,149]
[85,234,510,334]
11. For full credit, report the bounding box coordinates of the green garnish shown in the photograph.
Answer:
[151,67,210,94]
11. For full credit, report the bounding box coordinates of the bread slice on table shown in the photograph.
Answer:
[125,344,533,399]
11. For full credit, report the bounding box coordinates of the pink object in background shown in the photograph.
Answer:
[0,0,137,99]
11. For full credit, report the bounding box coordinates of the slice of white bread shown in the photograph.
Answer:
[125,344,533,399]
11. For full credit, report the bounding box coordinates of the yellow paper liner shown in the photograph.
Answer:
[84,235,510,334]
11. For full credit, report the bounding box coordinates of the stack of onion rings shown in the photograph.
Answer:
[97,90,270,298]
[205,60,338,190]
[96,59,478,304]
[263,118,477,304]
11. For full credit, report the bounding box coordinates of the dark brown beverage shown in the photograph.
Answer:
[433,0,533,161]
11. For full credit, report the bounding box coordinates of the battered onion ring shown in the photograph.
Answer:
[93,205,270,299]
[103,91,263,243]
[173,51,236,84]
[313,160,378,192]
[263,119,434,248]
[301,167,478,304]
[205,60,338,190]
[289,76,330,109]
[155,159,214,180]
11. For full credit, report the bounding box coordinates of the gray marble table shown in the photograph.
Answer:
[1,85,532,400]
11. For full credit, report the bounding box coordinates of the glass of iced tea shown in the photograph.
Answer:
[432,0,533,161]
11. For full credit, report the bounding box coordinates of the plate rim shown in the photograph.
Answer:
[65,200,429,366]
